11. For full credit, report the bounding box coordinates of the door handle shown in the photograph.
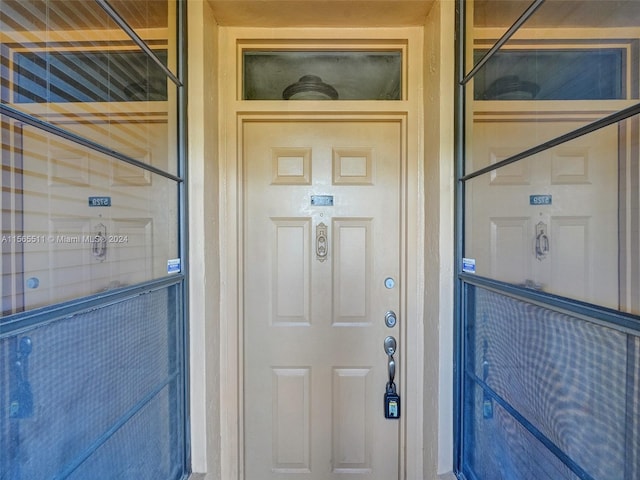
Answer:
[384,336,397,384]
[383,336,400,419]
[93,223,107,262]
[535,221,549,260]
[316,222,328,262]
[388,356,396,385]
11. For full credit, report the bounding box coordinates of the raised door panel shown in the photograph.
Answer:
[468,121,618,307]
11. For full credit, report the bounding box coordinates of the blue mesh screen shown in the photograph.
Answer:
[464,382,581,480]
[66,386,181,480]
[0,285,185,479]
[464,286,639,480]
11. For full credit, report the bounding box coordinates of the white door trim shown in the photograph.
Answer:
[217,27,425,480]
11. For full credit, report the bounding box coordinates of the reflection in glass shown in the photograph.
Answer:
[13,50,169,103]
[465,43,629,163]
[464,0,640,313]
[470,0,640,77]
[1,122,179,314]
[472,0,537,29]
[1,0,179,176]
[464,122,622,310]
[109,0,180,87]
[0,1,187,477]
[473,48,625,101]
[462,2,640,480]
[466,0,638,154]
[496,0,640,30]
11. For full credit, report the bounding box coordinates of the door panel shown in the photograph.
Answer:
[14,116,172,311]
[243,119,402,479]
[467,121,619,308]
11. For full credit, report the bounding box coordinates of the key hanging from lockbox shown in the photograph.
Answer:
[383,336,401,419]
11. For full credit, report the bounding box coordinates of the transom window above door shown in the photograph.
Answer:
[242,49,403,100]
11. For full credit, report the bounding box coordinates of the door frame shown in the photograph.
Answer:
[218,26,425,479]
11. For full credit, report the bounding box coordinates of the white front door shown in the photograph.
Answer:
[242,117,404,479]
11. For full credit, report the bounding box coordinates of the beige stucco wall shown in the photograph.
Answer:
[187,1,456,478]
[423,1,456,478]
[188,0,221,477]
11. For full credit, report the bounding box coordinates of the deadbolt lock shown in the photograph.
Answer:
[385,311,397,328]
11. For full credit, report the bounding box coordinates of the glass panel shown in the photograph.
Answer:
[511,0,640,30]
[471,0,537,34]
[1,0,179,176]
[1,121,179,315]
[243,50,402,100]
[469,0,640,76]
[465,287,637,479]
[473,48,625,100]
[0,286,185,479]
[462,3,640,480]
[464,121,623,310]
[465,0,640,168]
[13,50,169,103]
[96,0,179,81]
[0,1,186,478]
